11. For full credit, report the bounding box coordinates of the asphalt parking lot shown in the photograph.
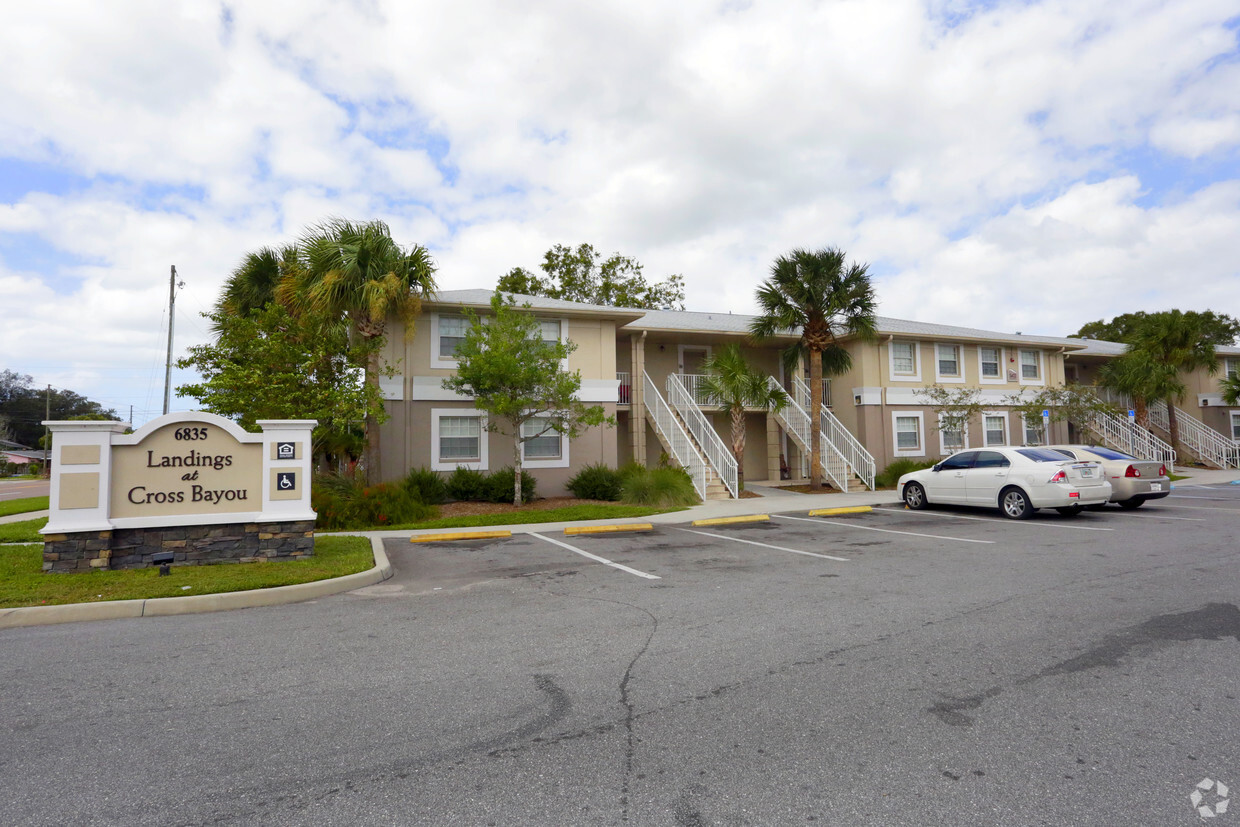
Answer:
[3,484,1239,825]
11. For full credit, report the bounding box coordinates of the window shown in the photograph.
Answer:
[521,417,562,460]
[431,410,488,471]
[938,451,976,470]
[891,341,919,379]
[1020,349,1042,381]
[1231,412,1240,440]
[936,344,961,380]
[1018,447,1074,462]
[893,412,924,456]
[438,315,470,359]
[938,412,967,454]
[1021,414,1044,446]
[983,412,1008,446]
[537,319,561,342]
[1227,358,1239,381]
[973,451,1010,469]
[979,347,1002,382]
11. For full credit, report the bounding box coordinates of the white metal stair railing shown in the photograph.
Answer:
[769,376,853,492]
[641,371,709,500]
[1087,410,1177,470]
[666,374,738,498]
[677,373,714,407]
[795,376,877,492]
[1148,400,1240,469]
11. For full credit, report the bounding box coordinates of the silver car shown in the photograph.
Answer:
[1043,445,1170,509]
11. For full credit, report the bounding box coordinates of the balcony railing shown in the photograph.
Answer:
[617,371,631,405]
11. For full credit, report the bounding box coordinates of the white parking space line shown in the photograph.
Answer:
[529,532,661,580]
[871,507,1114,532]
[1097,511,1203,521]
[1168,494,1240,501]
[1156,505,1240,513]
[673,528,849,561]
[773,514,995,544]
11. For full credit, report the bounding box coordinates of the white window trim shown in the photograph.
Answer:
[1020,413,1046,446]
[1018,349,1045,386]
[1226,358,1239,381]
[978,346,1006,385]
[892,410,925,457]
[937,412,969,455]
[1229,410,1240,441]
[519,417,571,469]
[677,344,713,375]
[982,410,1009,447]
[934,343,965,383]
[889,340,922,383]
[431,408,489,472]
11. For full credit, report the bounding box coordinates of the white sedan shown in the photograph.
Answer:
[898,446,1113,519]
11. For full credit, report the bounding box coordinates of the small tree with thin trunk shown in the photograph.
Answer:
[441,292,613,505]
[915,385,984,454]
[698,344,788,491]
[1004,384,1118,444]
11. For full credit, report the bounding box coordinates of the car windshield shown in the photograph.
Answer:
[1084,445,1137,461]
[1017,447,1076,463]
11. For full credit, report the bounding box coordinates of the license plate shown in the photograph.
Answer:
[1078,467,1093,478]
[1150,483,1162,492]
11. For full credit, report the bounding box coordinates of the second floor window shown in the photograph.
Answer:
[892,342,917,376]
[1020,349,1041,380]
[937,344,960,378]
[439,316,470,359]
[1227,358,1238,380]
[980,347,1001,379]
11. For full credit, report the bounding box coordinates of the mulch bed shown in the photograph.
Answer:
[435,497,614,518]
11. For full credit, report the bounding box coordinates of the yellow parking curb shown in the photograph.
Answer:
[808,506,873,517]
[691,515,769,527]
[410,530,511,543]
[565,523,654,535]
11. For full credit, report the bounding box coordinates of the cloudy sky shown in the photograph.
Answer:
[2,0,1238,425]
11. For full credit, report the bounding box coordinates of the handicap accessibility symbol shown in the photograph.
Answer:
[276,472,296,491]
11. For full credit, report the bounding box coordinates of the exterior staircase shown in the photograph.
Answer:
[1147,401,1240,469]
[641,372,733,500]
[1084,408,1177,469]
[770,377,875,492]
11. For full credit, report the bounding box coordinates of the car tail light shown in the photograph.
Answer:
[1125,465,1141,478]
[1158,465,1167,477]
[1048,469,1067,483]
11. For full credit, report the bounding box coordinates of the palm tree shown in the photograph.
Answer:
[215,244,302,327]
[290,218,437,484]
[698,344,789,491]
[1130,310,1217,452]
[750,248,877,491]
[1097,349,1181,429]
[1222,373,1240,406]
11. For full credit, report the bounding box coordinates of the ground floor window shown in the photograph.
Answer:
[937,412,967,454]
[521,416,569,467]
[893,411,924,457]
[1021,414,1044,446]
[1231,411,1240,440]
[983,412,1008,446]
[432,410,488,471]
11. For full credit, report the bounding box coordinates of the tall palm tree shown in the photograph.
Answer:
[1097,349,1181,429]
[215,244,302,327]
[1222,373,1240,406]
[750,247,877,491]
[698,344,789,491]
[290,218,437,484]
[1130,310,1217,452]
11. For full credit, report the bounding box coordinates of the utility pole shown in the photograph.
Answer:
[43,384,50,476]
[128,405,133,426]
[163,265,183,416]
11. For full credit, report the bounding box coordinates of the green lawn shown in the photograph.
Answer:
[388,503,683,531]
[0,496,49,518]
[0,535,374,609]
[0,518,45,544]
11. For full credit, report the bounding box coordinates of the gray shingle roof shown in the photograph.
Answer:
[425,289,646,321]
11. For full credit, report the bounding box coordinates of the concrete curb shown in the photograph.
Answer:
[808,506,874,517]
[565,523,653,535]
[0,535,392,630]
[410,529,512,543]
[691,514,770,527]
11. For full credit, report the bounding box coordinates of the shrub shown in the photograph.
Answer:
[875,458,938,489]
[619,464,699,507]
[484,466,536,503]
[403,466,448,504]
[446,466,489,501]
[567,463,623,501]
[312,475,434,529]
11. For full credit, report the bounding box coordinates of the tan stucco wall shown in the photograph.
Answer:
[879,338,1066,390]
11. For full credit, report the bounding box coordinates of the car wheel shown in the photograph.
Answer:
[1000,487,1034,519]
[1055,506,1084,517]
[903,481,929,510]
[1117,498,1145,510]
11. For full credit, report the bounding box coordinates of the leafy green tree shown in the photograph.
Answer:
[915,385,984,452]
[286,218,437,484]
[498,243,685,309]
[698,345,789,490]
[177,303,382,470]
[441,292,613,505]
[1071,310,1240,346]
[1096,350,1181,428]
[750,247,877,491]
[0,370,119,447]
[1004,385,1118,444]
[1127,310,1218,450]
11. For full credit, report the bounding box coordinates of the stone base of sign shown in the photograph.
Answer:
[42,520,315,573]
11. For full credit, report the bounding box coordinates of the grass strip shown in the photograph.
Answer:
[0,496,49,518]
[388,503,683,531]
[0,535,373,609]
[0,518,46,544]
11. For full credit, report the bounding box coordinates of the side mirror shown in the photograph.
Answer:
[931,463,942,472]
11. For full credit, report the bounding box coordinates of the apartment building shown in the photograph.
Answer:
[376,289,1240,498]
